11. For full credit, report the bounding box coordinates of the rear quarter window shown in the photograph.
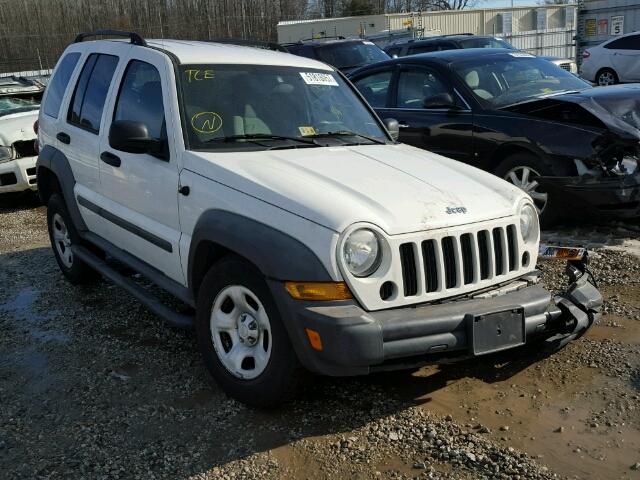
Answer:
[42,52,81,118]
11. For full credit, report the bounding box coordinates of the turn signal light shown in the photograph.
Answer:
[305,328,323,351]
[285,281,353,301]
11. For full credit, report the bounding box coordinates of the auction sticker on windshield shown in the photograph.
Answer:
[300,72,338,86]
[509,52,535,58]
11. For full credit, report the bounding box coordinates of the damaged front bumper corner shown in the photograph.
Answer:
[271,259,603,376]
[538,171,640,218]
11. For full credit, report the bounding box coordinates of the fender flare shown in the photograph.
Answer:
[188,210,333,292]
[36,145,87,231]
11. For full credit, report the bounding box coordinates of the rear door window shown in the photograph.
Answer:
[605,35,640,50]
[67,53,119,133]
[42,52,81,118]
[352,70,393,108]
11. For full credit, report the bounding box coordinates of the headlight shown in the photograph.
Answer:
[0,146,13,163]
[343,228,382,277]
[519,203,539,243]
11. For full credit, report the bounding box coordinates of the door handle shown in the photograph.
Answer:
[56,132,70,144]
[100,151,121,168]
[398,122,410,128]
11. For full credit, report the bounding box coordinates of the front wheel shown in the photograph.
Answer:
[495,153,570,228]
[195,257,301,407]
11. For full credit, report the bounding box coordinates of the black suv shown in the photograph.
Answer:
[384,34,514,57]
[282,37,389,74]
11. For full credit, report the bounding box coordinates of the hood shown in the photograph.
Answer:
[185,143,526,235]
[503,85,640,141]
[0,110,38,145]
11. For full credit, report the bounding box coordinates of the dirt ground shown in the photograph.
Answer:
[1,195,639,480]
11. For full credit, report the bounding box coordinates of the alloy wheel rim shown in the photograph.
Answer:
[598,72,615,86]
[209,285,272,380]
[504,166,548,214]
[52,213,73,268]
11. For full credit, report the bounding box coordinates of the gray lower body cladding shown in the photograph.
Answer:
[270,273,602,376]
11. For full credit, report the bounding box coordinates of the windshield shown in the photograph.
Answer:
[454,54,591,108]
[315,42,390,69]
[458,37,515,49]
[0,95,40,117]
[179,64,388,151]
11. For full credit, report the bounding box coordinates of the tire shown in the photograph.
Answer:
[47,194,97,284]
[595,68,618,86]
[495,152,573,228]
[195,256,301,407]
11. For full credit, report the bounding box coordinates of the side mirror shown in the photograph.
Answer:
[109,120,164,156]
[423,92,457,110]
[383,118,400,141]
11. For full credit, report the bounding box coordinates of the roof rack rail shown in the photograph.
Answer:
[208,38,288,52]
[293,35,346,43]
[74,30,147,46]
[440,33,474,37]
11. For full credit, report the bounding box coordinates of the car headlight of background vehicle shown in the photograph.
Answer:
[343,228,382,277]
[519,202,539,243]
[0,146,13,163]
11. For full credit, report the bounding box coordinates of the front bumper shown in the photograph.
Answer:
[0,156,38,193]
[538,172,640,219]
[271,265,602,376]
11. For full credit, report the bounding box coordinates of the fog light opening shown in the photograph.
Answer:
[380,281,395,301]
[522,251,530,268]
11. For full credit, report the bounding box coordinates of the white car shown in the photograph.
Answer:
[37,31,601,406]
[581,31,640,85]
[0,76,43,193]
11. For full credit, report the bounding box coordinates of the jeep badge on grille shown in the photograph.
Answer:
[446,207,467,214]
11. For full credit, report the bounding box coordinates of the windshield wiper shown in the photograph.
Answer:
[308,131,386,145]
[205,134,319,146]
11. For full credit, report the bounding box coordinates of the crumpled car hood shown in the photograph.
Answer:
[0,110,38,145]
[504,85,640,141]
[186,143,526,235]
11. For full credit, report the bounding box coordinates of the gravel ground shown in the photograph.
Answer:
[1,200,639,480]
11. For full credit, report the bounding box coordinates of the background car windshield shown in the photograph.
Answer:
[316,43,389,69]
[0,96,40,116]
[458,37,514,49]
[454,55,590,108]
[180,64,387,149]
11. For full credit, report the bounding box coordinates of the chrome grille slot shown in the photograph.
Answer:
[441,236,457,289]
[507,224,518,271]
[422,240,438,293]
[399,243,418,296]
[477,230,491,280]
[492,228,505,275]
[460,233,474,285]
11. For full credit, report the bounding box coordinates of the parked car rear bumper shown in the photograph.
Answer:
[270,264,602,376]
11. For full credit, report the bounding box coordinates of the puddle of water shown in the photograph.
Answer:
[0,287,69,343]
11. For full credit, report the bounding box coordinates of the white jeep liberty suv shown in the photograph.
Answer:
[37,31,601,406]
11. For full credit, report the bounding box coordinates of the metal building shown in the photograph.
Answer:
[576,0,640,61]
[278,5,577,59]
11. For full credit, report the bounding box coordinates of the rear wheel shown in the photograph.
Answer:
[47,194,97,284]
[495,153,571,228]
[596,68,618,86]
[196,257,301,407]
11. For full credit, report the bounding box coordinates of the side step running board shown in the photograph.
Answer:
[72,245,194,329]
